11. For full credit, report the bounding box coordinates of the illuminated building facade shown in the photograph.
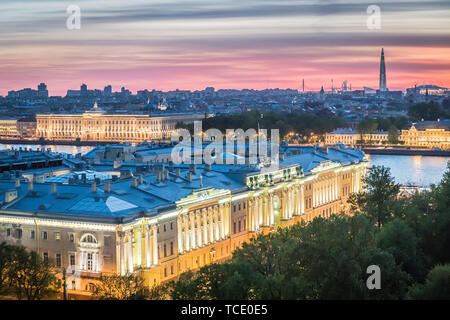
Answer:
[326,120,450,150]
[0,144,366,297]
[36,103,206,142]
[325,129,388,145]
[400,120,450,149]
[0,119,20,138]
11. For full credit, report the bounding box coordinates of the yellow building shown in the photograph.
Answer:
[325,129,388,146]
[0,119,20,138]
[0,144,367,297]
[401,120,450,149]
[36,103,206,142]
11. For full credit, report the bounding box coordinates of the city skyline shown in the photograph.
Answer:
[1,0,450,95]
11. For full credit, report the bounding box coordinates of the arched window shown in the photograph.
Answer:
[80,233,98,244]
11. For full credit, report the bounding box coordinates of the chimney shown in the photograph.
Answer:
[176,167,181,177]
[131,177,138,188]
[161,167,166,181]
[138,174,144,185]
[187,172,192,183]
[200,175,203,188]
[91,181,97,193]
[51,183,57,194]
[15,178,21,188]
[104,180,111,193]
[190,164,197,174]
[28,181,33,192]
[205,163,211,172]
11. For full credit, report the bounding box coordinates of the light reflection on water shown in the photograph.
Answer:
[0,144,95,155]
[368,154,450,187]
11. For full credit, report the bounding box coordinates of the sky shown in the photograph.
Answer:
[1,0,450,96]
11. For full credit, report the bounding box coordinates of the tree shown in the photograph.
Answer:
[376,219,427,282]
[349,165,400,228]
[0,242,14,296]
[357,119,378,145]
[387,125,399,145]
[93,273,149,300]
[408,102,446,121]
[8,247,59,300]
[407,264,450,300]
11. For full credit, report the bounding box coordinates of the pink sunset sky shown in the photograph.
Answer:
[1,0,450,96]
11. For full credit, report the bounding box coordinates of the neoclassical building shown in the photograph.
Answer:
[35,103,206,142]
[0,144,366,298]
[326,120,450,149]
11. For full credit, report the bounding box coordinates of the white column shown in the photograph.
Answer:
[177,217,183,253]
[190,214,196,249]
[184,215,189,252]
[220,204,225,239]
[145,227,151,267]
[136,229,141,267]
[197,211,202,247]
[202,209,208,244]
[152,225,158,265]
[301,184,305,214]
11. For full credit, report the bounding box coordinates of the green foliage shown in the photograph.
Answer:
[407,264,450,300]
[176,111,347,140]
[408,101,447,121]
[350,165,400,228]
[387,125,399,144]
[0,244,59,300]
[93,273,150,300]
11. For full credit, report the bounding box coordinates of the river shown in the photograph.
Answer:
[367,154,449,187]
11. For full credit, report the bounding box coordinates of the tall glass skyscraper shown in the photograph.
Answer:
[379,48,387,92]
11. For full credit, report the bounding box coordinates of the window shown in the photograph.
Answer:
[171,265,174,275]
[6,228,11,237]
[71,281,76,290]
[170,242,174,255]
[43,252,48,263]
[80,234,97,244]
[238,221,241,232]
[30,230,35,239]
[233,222,236,234]
[15,229,22,239]
[56,254,61,267]
[87,253,93,271]
[55,232,61,241]
[42,231,48,240]
[238,204,241,211]
[70,255,75,267]
[163,224,166,232]
[164,268,167,277]
[170,222,173,230]
[164,244,167,257]
[69,233,74,242]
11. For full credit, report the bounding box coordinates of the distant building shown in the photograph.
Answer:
[326,119,450,149]
[7,83,48,100]
[325,129,389,145]
[406,85,448,96]
[401,119,450,149]
[0,119,20,138]
[36,103,207,142]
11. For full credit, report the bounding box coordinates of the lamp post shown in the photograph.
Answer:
[62,268,68,300]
